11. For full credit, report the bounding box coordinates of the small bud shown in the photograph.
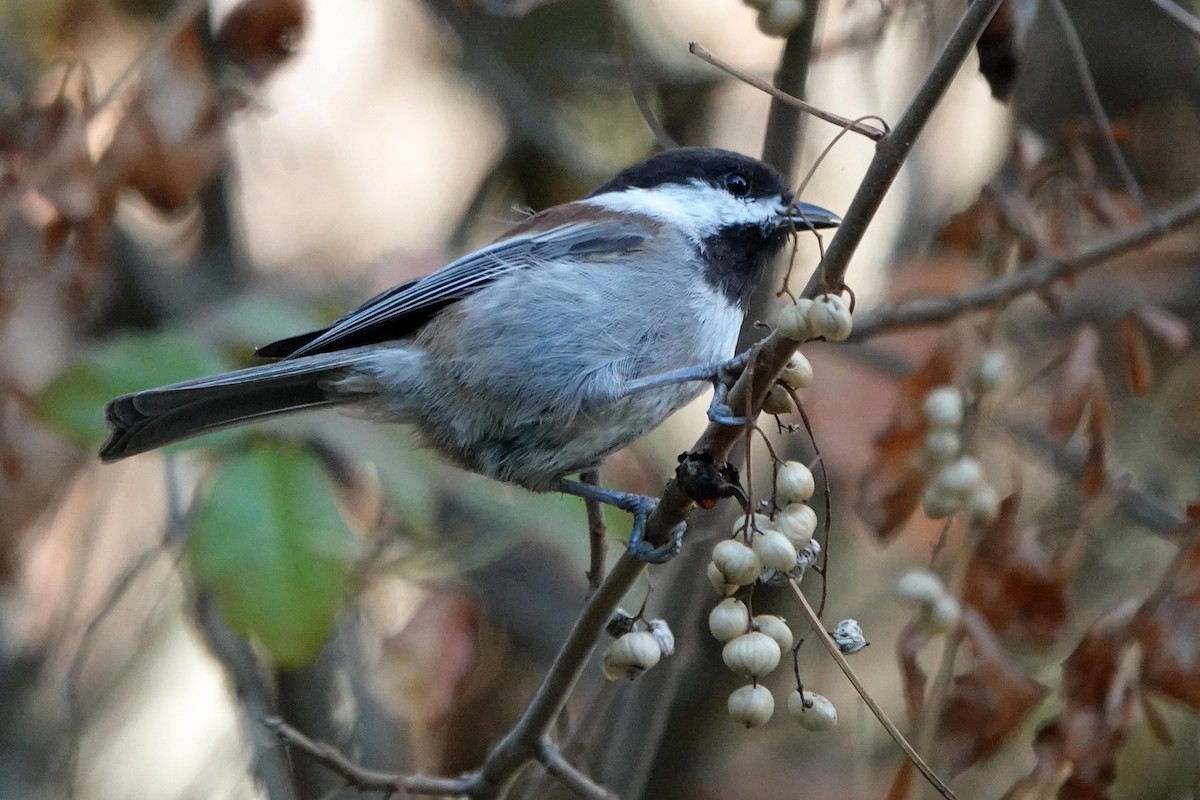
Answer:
[895,570,947,605]
[964,484,1001,527]
[777,502,817,549]
[753,614,794,651]
[754,529,801,572]
[922,386,964,429]
[775,299,815,341]
[922,484,961,519]
[776,461,815,502]
[646,619,675,656]
[787,690,838,731]
[709,598,751,642]
[922,428,961,467]
[762,385,794,415]
[707,562,739,597]
[969,349,1005,394]
[712,539,763,586]
[728,684,775,728]
[923,595,961,634]
[780,352,814,389]
[602,631,661,680]
[722,631,782,677]
[934,457,985,499]
[830,619,869,654]
[808,294,853,342]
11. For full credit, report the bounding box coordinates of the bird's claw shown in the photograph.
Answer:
[627,520,686,564]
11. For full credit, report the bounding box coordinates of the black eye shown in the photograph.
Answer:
[725,173,750,197]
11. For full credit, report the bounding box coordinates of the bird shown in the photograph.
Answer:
[100,147,839,561]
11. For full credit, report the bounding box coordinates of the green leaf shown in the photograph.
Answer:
[190,443,359,667]
[35,330,231,444]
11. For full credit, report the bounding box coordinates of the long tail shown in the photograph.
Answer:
[99,351,377,462]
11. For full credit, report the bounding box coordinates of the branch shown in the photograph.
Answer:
[1148,0,1200,38]
[847,188,1200,340]
[788,580,958,800]
[1045,0,1156,220]
[689,43,887,142]
[537,739,616,800]
[580,467,608,592]
[265,718,471,796]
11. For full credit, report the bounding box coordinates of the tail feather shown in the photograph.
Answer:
[99,352,376,462]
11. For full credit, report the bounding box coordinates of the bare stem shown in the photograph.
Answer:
[848,189,1200,340]
[580,468,609,592]
[788,581,958,800]
[801,0,1007,297]
[689,42,887,142]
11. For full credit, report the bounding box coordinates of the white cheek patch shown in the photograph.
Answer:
[583,181,783,243]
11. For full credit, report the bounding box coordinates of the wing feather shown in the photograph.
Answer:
[259,213,654,360]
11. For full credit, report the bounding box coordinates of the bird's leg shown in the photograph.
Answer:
[706,354,751,427]
[615,352,751,427]
[555,478,685,564]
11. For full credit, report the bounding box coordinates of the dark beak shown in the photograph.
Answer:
[776,201,841,231]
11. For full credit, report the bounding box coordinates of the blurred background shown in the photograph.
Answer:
[2,0,1200,798]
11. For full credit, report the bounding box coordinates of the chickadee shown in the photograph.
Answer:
[100,147,839,561]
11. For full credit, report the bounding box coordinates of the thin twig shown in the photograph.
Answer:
[536,739,615,800]
[800,0,1006,297]
[848,188,1200,340]
[1147,0,1200,38]
[1044,0,1157,222]
[580,468,609,592]
[95,0,208,109]
[265,718,472,796]
[688,42,888,142]
[787,580,958,800]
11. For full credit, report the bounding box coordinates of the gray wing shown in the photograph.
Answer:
[259,218,652,360]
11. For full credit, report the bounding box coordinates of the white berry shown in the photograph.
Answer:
[712,539,763,586]
[707,562,739,597]
[775,299,814,341]
[753,614,794,651]
[780,351,814,389]
[777,502,817,549]
[895,570,947,605]
[756,0,806,37]
[969,349,1005,393]
[808,294,853,341]
[922,428,961,467]
[776,461,815,502]
[753,529,801,572]
[934,457,985,499]
[728,684,775,728]
[602,631,661,681]
[646,619,675,656]
[722,631,782,678]
[787,690,838,731]
[762,385,794,415]
[964,483,1001,527]
[922,484,961,519]
[709,598,751,642]
[922,386,964,429]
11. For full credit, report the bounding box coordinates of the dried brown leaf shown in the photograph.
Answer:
[1133,304,1190,352]
[1048,327,1100,442]
[1135,533,1200,709]
[855,339,958,540]
[1118,315,1152,396]
[933,610,1048,775]
[1081,381,1111,497]
[102,29,224,213]
[962,493,1072,647]
[896,620,933,724]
